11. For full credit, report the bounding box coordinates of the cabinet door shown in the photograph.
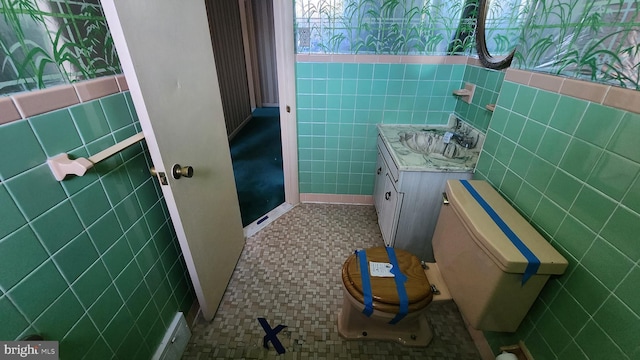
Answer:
[373,151,386,215]
[379,173,401,247]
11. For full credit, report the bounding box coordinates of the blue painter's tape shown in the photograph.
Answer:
[459,180,540,284]
[257,318,287,354]
[356,250,374,317]
[385,247,409,324]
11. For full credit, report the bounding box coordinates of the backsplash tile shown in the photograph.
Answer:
[99,214,128,255]
[102,236,134,278]
[587,152,640,201]
[0,185,26,239]
[53,233,99,283]
[296,58,465,195]
[477,73,640,359]
[71,181,112,227]
[70,101,111,143]
[0,121,46,180]
[100,93,135,131]
[102,166,135,205]
[574,103,623,148]
[549,288,589,335]
[0,85,194,359]
[31,201,84,254]
[113,260,143,301]
[0,295,29,340]
[5,165,67,220]
[601,207,640,262]
[607,112,640,163]
[88,285,122,330]
[455,65,505,131]
[622,177,640,213]
[29,110,83,157]
[32,289,84,342]
[8,260,68,321]
[615,266,640,315]
[72,260,111,308]
[0,226,48,290]
[593,296,640,358]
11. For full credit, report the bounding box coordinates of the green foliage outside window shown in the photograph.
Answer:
[0,0,121,95]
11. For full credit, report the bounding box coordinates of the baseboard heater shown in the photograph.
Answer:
[152,312,191,360]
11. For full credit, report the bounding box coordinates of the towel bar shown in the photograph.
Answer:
[47,132,145,181]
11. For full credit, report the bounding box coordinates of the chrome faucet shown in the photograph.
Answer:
[451,132,478,149]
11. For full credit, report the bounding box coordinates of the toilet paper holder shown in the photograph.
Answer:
[497,341,532,360]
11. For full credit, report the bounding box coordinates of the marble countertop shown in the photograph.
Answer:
[377,124,481,172]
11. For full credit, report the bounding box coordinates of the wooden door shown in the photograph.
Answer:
[102,0,245,321]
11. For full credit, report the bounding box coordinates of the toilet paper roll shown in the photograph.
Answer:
[495,351,518,360]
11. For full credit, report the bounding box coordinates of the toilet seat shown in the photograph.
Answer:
[341,247,432,314]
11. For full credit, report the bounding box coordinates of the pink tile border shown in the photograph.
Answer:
[73,76,119,102]
[505,68,640,114]
[375,55,402,63]
[528,72,565,93]
[504,69,532,84]
[0,97,22,125]
[399,56,434,64]
[115,74,129,91]
[300,193,374,205]
[1,74,128,124]
[603,86,640,114]
[444,56,469,64]
[326,54,353,62]
[355,54,382,63]
[560,78,609,103]
[12,84,79,118]
[466,57,482,66]
[296,54,470,65]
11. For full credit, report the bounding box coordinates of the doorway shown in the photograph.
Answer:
[205,0,291,230]
[229,107,284,227]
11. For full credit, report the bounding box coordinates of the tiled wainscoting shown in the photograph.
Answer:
[296,55,467,197]
[296,56,506,205]
[477,68,640,359]
[0,77,195,359]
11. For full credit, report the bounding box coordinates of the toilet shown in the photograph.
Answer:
[338,246,435,346]
[338,179,568,346]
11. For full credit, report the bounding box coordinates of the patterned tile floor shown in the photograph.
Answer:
[182,204,481,359]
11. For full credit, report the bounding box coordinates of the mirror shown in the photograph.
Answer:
[476,0,533,69]
[476,0,515,69]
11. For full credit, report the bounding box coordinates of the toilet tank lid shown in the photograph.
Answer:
[446,180,568,275]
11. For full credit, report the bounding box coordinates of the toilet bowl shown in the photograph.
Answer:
[337,246,439,347]
[338,180,568,346]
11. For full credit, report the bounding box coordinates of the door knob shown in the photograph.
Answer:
[172,164,194,179]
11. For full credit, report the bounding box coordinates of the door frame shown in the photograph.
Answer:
[238,0,260,110]
[273,0,300,205]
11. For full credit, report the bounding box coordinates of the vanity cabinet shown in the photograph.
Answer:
[374,135,472,262]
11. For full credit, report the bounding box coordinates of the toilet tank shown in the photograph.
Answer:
[432,180,567,332]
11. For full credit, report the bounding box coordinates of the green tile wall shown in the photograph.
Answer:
[0,92,195,359]
[296,61,464,194]
[454,65,505,132]
[476,80,640,359]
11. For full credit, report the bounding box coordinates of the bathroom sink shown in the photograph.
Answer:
[398,129,473,162]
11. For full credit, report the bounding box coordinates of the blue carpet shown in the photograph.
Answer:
[229,108,284,226]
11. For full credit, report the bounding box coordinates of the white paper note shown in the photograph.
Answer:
[369,262,395,277]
